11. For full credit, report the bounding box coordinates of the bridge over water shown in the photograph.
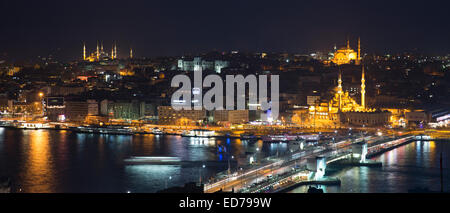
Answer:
[204,134,419,193]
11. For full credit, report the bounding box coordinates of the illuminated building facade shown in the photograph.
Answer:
[157,106,206,125]
[177,57,229,73]
[304,65,393,127]
[213,110,249,124]
[331,38,361,65]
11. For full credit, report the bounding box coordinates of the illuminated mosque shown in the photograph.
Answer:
[82,41,133,62]
[331,37,361,65]
[306,38,391,127]
[308,65,374,123]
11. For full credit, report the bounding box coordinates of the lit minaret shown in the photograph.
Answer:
[355,37,361,65]
[96,41,100,61]
[130,48,133,59]
[101,41,104,53]
[83,42,86,61]
[114,42,117,59]
[361,66,366,109]
[347,37,350,49]
[358,37,361,62]
[338,69,343,110]
[111,43,115,59]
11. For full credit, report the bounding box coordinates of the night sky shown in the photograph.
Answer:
[1,0,449,62]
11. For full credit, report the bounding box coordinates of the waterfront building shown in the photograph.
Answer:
[341,111,391,126]
[405,110,431,126]
[65,100,89,122]
[87,99,99,116]
[107,100,146,120]
[213,110,249,125]
[44,97,65,122]
[157,106,206,125]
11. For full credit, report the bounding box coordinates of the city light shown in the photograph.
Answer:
[0,1,448,199]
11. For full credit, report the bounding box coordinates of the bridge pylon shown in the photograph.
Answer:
[307,156,327,180]
[351,141,368,163]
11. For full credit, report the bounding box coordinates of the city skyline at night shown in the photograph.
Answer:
[1,1,450,210]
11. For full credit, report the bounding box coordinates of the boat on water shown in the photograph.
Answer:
[17,122,51,129]
[296,134,320,142]
[182,129,215,137]
[261,134,298,143]
[240,133,258,141]
[152,127,164,135]
[124,156,181,164]
[0,121,16,128]
[175,130,186,135]
[262,134,319,143]
[0,121,51,130]
[70,125,133,135]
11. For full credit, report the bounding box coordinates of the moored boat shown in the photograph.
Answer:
[183,129,215,137]
[240,133,258,141]
[70,125,134,135]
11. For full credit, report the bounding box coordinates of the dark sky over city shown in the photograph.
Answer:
[1,0,449,62]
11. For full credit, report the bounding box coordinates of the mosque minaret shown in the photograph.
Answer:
[361,66,366,109]
[82,41,120,62]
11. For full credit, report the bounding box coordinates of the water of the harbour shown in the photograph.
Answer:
[0,128,288,193]
[289,139,450,193]
[0,127,449,193]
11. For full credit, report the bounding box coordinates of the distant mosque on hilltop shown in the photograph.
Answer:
[331,37,361,65]
[82,41,133,62]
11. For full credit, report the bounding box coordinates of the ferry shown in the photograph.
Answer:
[70,125,133,135]
[262,134,298,143]
[182,129,215,137]
[152,128,164,135]
[296,134,320,142]
[0,121,17,128]
[240,133,258,141]
[176,130,187,135]
[124,156,181,164]
[262,134,319,143]
[17,122,50,129]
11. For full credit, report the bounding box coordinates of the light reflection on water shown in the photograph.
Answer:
[289,140,450,193]
[0,128,288,192]
[23,130,55,192]
[5,127,446,193]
